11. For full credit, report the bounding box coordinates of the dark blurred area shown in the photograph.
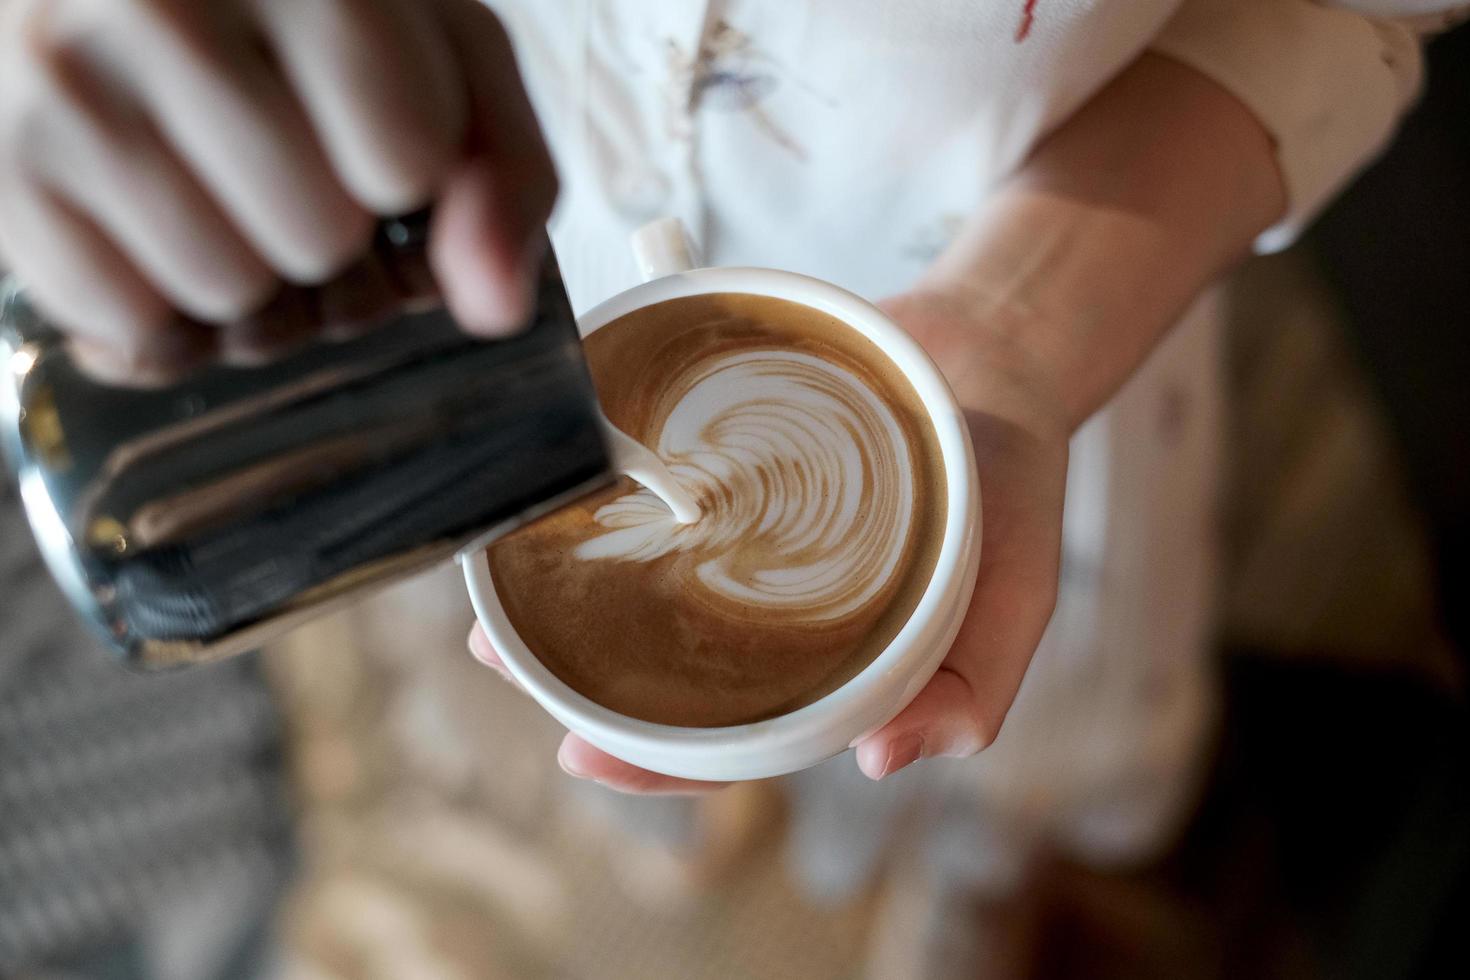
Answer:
[1025,23,1470,979]
[2,21,1467,980]
[1028,23,1470,979]
[1294,22,1470,977]
[1313,26,1470,655]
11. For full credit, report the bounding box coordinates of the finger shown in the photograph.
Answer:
[466,621,526,691]
[855,581,1058,784]
[314,247,400,339]
[853,668,988,780]
[429,0,558,335]
[249,0,464,214]
[219,247,403,366]
[67,330,215,388]
[89,0,372,282]
[557,734,731,796]
[24,45,277,323]
[217,282,316,366]
[855,410,1066,780]
[856,558,1055,781]
[431,162,548,336]
[466,625,726,794]
[0,182,214,380]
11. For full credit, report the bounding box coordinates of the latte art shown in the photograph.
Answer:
[487,293,946,727]
[580,350,915,625]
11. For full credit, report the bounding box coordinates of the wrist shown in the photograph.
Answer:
[911,52,1284,430]
[882,289,1074,442]
[908,209,1122,434]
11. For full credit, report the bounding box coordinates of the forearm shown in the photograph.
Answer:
[920,52,1286,431]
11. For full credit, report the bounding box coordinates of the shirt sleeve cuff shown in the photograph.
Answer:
[1151,0,1424,252]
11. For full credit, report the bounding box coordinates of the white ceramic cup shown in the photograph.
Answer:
[462,218,981,781]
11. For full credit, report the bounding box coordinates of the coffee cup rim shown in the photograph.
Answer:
[463,266,980,780]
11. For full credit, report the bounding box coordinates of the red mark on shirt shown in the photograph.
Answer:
[1015,0,1038,42]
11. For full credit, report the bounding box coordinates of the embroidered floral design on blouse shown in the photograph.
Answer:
[663,20,812,160]
[901,212,967,264]
[1016,0,1040,43]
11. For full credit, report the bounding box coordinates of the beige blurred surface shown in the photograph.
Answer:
[266,562,874,980]
[263,249,1454,980]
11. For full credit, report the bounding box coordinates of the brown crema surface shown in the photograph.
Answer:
[488,294,946,727]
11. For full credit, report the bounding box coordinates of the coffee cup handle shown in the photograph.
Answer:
[631,218,702,283]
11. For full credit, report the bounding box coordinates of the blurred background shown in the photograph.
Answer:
[2,23,1467,980]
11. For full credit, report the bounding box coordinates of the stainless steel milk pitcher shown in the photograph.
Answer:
[1,213,613,667]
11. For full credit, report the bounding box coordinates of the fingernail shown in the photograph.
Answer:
[557,742,589,779]
[501,239,544,331]
[879,734,925,779]
[450,244,538,337]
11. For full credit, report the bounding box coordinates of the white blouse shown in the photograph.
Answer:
[491,0,1451,311]
[486,0,1458,875]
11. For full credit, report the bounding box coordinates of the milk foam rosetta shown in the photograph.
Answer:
[583,349,915,625]
[486,294,946,727]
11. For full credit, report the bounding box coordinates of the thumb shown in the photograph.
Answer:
[429,0,558,335]
[853,668,1002,780]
